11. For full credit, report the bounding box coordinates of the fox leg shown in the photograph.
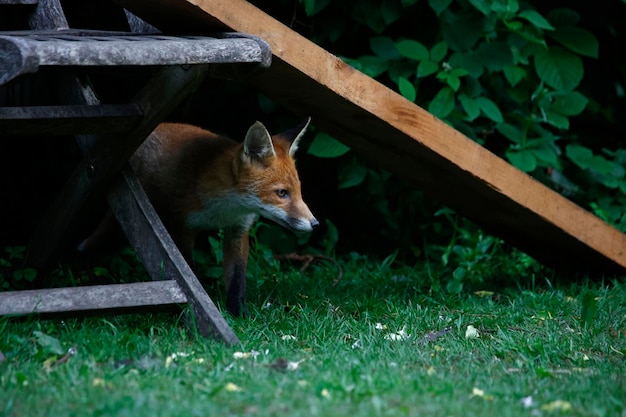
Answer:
[223,226,250,317]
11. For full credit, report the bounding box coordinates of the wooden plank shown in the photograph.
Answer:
[0,104,143,135]
[107,169,239,344]
[0,280,187,315]
[0,0,39,4]
[0,34,269,85]
[118,0,626,274]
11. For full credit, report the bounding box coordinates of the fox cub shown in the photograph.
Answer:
[81,119,318,316]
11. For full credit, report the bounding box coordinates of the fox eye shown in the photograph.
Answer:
[275,189,290,198]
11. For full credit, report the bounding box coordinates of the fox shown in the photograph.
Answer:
[80,118,318,316]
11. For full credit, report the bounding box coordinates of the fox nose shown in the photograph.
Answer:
[311,217,320,228]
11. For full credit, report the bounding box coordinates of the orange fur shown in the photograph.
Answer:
[83,119,318,316]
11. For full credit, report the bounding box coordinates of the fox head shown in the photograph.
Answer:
[238,118,319,233]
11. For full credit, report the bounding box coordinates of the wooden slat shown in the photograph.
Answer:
[118,0,626,274]
[0,104,143,135]
[0,0,38,4]
[0,280,187,315]
[0,33,270,85]
[107,169,239,344]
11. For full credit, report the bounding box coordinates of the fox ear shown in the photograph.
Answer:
[277,117,311,157]
[243,121,276,163]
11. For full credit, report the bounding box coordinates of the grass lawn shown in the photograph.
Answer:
[1,254,625,417]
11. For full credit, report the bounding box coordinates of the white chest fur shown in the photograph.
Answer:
[186,193,259,231]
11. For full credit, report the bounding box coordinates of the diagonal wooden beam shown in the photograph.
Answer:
[119,0,626,274]
[107,169,239,344]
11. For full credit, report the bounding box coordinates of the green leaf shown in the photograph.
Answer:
[473,41,514,71]
[33,331,65,355]
[534,46,583,91]
[543,110,570,129]
[547,8,580,26]
[518,10,555,30]
[446,74,461,91]
[428,87,455,119]
[430,41,448,63]
[503,65,526,87]
[450,52,484,78]
[449,68,469,78]
[466,0,490,15]
[566,144,593,169]
[13,268,37,282]
[464,76,482,97]
[428,0,453,16]
[302,0,331,16]
[381,0,403,25]
[351,1,387,33]
[548,26,599,59]
[417,60,439,77]
[388,60,415,83]
[551,91,588,116]
[496,123,523,143]
[459,94,480,120]
[396,39,429,61]
[491,0,519,16]
[531,147,558,165]
[476,97,503,123]
[348,55,390,78]
[370,36,401,60]
[338,158,368,189]
[446,271,464,294]
[506,149,537,172]
[307,132,350,158]
[440,10,484,52]
[398,76,417,101]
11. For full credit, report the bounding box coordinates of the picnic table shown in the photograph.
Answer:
[0,0,276,344]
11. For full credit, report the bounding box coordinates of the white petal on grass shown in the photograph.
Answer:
[385,327,410,341]
[92,378,105,387]
[287,359,305,371]
[225,382,243,392]
[470,387,494,400]
[521,396,534,408]
[166,351,194,367]
[281,335,296,341]
[541,400,572,412]
[465,325,480,339]
[375,322,386,330]
[470,387,485,398]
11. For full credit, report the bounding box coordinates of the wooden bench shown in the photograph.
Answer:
[0,0,273,345]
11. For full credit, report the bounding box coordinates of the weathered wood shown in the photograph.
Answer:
[27,0,68,30]
[0,33,270,85]
[0,280,187,315]
[0,0,38,4]
[26,64,209,270]
[107,169,239,344]
[5,0,240,343]
[0,104,143,135]
[119,0,626,274]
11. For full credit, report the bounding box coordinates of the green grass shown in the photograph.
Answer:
[1,255,625,417]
